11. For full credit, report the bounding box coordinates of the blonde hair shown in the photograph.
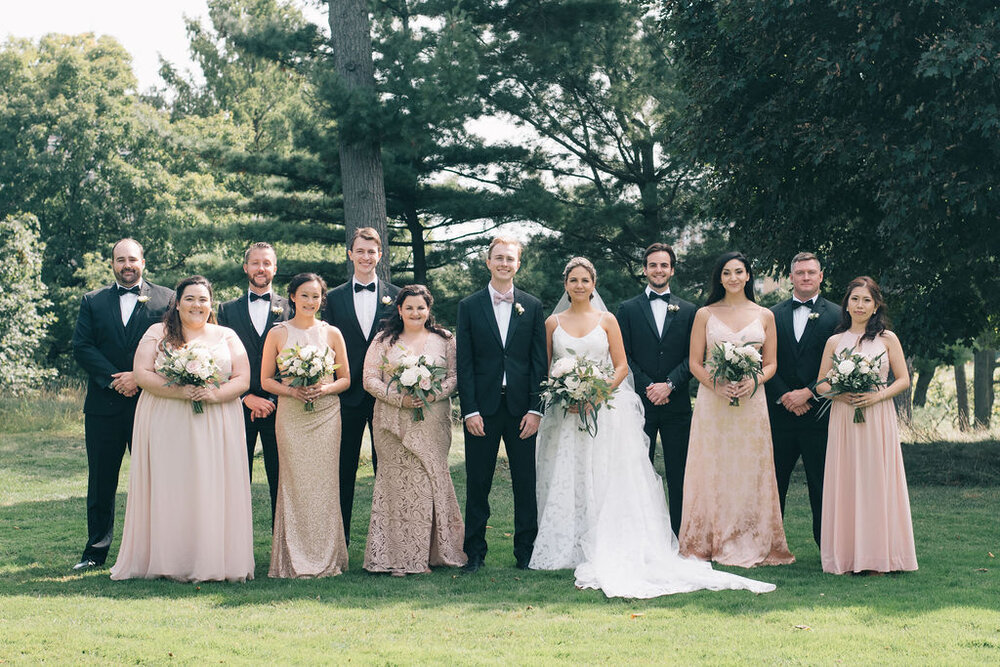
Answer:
[487,236,523,259]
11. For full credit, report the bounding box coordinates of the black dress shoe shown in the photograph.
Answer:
[72,559,98,571]
[462,557,484,574]
[515,559,531,570]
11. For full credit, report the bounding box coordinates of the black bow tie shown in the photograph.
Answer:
[249,292,271,302]
[648,292,671,302]
[355,282,376,293]
[117,285,140,296]
[793,299,814,310]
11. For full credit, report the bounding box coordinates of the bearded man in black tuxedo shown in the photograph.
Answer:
[217,242,290,524]
[322,227,400,544]
[766,252,840,546]
[457,236,546,572]
[71,238,173,570]
[616,242,697,536]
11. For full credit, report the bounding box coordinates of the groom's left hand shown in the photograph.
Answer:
[519,413,540,439]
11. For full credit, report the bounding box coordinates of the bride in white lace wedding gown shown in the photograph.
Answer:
[528,258,775,598]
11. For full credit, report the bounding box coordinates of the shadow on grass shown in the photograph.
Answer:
[2,459,997,617]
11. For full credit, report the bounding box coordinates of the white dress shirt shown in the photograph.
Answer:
[488,283,514,350]
[792,294,818,342]
[116,280,143,326]
[645,286,671,337]
[353,277,378,339]
[248,290,273,336]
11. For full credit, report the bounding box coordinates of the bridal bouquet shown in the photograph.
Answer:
[276,344,339,412]
[382,353,448,421]
[706,340,763,407]
[541,352,615,437]
[819,346,886,423]
[155,342,224,414]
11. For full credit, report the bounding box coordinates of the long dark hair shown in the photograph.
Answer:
[162,275,216,348]
[287,272,327,318]
[705,251,755,305]
[834,276,889,342]
[377,284,452,346]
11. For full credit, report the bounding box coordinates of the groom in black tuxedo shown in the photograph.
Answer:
[71,238,173,570]
[766,252,840,546]
[457,236,546,572]
[322,226,399,544]
[217,242,289,524]
[616,242,696,537]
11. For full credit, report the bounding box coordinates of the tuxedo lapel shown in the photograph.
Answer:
[479,289,504,348]
[237,297,264,354]
[659,295,679,341]
[107,285,129,344]
[341,286,366,341]
[777,300,798,357]
[369,283,393,343]
[503,289,524,348]
[797,299,824,351]
[639,297,660,340]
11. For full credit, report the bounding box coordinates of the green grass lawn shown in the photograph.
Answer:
[1,392,998,664]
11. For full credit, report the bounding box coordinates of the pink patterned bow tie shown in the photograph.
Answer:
[492,291,514,305]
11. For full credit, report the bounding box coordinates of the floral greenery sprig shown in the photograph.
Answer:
[817,346,885,423]
[540,351,615,436]
[706,341,763,407]
[276,344,339,411]
[155,341,223,414]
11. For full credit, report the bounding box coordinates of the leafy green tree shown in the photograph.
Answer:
[0,214,57,393]
[661,0,1000,356]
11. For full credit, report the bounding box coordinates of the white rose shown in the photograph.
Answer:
[837,359,856,375]
[858,361,870,374]
[564,376,581,393]
[417,366,432,379]
[400,354,420,368]
[550,358,575,378]
[399,367,421,387]
[723,342,737,362]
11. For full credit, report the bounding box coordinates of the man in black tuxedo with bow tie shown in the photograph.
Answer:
[457,237,546,572]
[71,238,173,570]
[616,243,696,536]
[322,227,400,544]
[766,252,840,546]
[217,242,290,523]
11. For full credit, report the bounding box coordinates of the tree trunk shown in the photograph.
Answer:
[328,0,390,284]
[912,365,934,407]
[638,140,659,231]
[405,205,426,286]
[955,361,970,431]
[893,356,913,423]
[973,348,996,428]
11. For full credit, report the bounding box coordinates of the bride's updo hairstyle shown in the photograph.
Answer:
[835,275,889,342]
[378,284,452,346]
[162,275,216,349]
[562,257,597,300]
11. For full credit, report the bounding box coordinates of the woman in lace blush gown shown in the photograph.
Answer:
[362,285,466,576]
[529,257,775,598]
[111,276,255,583]
[261,273,351,578]
[679,252,795,568]
[816,276,916,575]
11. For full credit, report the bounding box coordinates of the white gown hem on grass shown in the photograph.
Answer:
[529,324,775,598]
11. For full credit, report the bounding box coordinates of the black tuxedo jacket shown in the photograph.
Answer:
[766,296,841,431]
[456,287,546,419]
[217,292,290,400]
[322,280,400,408]
[616,292,697,415]
[72,281,174,416]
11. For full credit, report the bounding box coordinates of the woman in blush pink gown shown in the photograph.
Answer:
[679,252,794,568]
[111,276,255,583]
[817,276,916,575]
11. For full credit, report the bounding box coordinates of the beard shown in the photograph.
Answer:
[115,268,140,287]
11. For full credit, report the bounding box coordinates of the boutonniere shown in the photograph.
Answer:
[808,312,820,321]
[381,295,393,306]
[514,302,525,316]
[136,295,149,304]
[666,303,679,313]
[271,306,284,316]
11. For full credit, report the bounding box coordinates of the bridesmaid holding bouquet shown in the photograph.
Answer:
[816,276,917,575]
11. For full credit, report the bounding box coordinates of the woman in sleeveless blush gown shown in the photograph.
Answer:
[679,252,794,568]
[530,257,775,598]
[361,285,466,576]
[111,276,255,583]
[261,274,352,578]
[817,277,916,574]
